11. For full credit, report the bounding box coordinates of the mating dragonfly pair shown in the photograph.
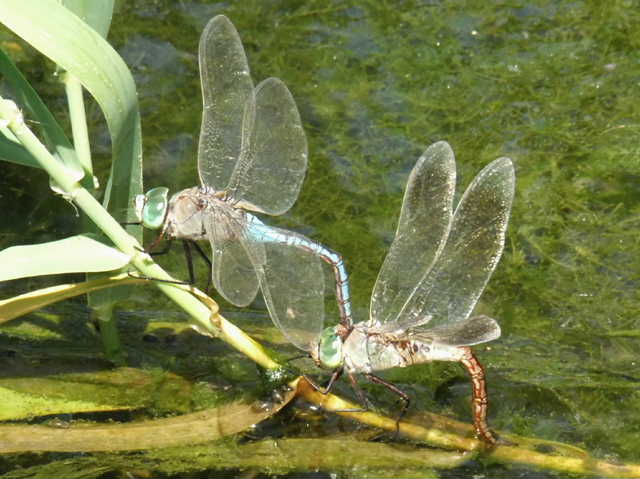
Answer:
[136,15,515,445]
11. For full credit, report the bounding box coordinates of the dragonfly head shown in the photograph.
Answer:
[135,187,170,230]
[312,326,343,370]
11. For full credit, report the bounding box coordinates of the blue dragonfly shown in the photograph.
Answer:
[275,141,515,444]
[136,15,352,329]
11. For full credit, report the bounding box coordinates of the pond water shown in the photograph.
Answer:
[0,1,639,477]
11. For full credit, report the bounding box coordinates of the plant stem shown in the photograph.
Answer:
[65,71,125,360]
[93,302,125,366]
[63,73,94,186]
[296,378,640,477]
[0,97,280,372]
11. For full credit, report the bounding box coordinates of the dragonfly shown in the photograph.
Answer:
[278,141,515,444]
[135,15,352,328]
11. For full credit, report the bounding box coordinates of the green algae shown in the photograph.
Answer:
[1,0,639,476]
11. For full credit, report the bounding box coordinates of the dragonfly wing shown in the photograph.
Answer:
[207,209,262,307]
[252,226,325,352]
[197,15,254,191]
[397,156,515,330]
[410,315,501,346]
[226,78,308,215]
[369,141,456,326]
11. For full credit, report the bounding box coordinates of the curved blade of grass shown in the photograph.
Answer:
[223,437,472,474]
[0,385,296,452]
[60,0,115,187]
[61,0,114,38]
[0,234,131,281]
[0,126,38,167]
[0,273,143,323]
[0,270,220,329]
[5,438,472,478]
[0,48,82,180]
[57,0,127,356]
[295,378,640,477]
[0,0,141,353]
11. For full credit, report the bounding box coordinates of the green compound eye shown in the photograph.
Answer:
[318,326,343,369]
[139,187,169,230]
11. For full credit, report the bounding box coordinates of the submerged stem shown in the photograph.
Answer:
[295,377,640,478]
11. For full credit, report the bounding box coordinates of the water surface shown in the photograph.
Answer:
[0,1,639,477]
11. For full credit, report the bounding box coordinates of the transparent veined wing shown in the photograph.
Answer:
[206,208,263,307]
[369,141,455,326]
[252,227,325,351]
[197,15,254,192]
[226,77,308,216]
[395,156,515,330]
[409,315,501,347]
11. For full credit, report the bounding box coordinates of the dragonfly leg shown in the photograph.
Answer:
[126,271,189,285]
[146,227,168,254]
[187,240,213,292]
[346,371,374,411]
[459,346,497,445]
[182,241,196,285]
[128,238,192,286]
[143,238,212,290]
[321,367,343,394]
[304,369,365,413]
[327,368,370,412]
[301,369,341,396]
[284,353,310,363]
[365,373,410,435]
[148,234,172,256]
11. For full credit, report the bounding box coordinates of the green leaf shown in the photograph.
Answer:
[0,1,143,320]
[59,0,115,190]
[0,48,83,179]
[61,0,114,38]
[0,0,143,223]
[0,126,39,167]
[0,380,296,452]
[0,234,131,281]
[0,273,143,324]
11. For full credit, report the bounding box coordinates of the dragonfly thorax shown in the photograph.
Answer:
[163,187,245,242]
